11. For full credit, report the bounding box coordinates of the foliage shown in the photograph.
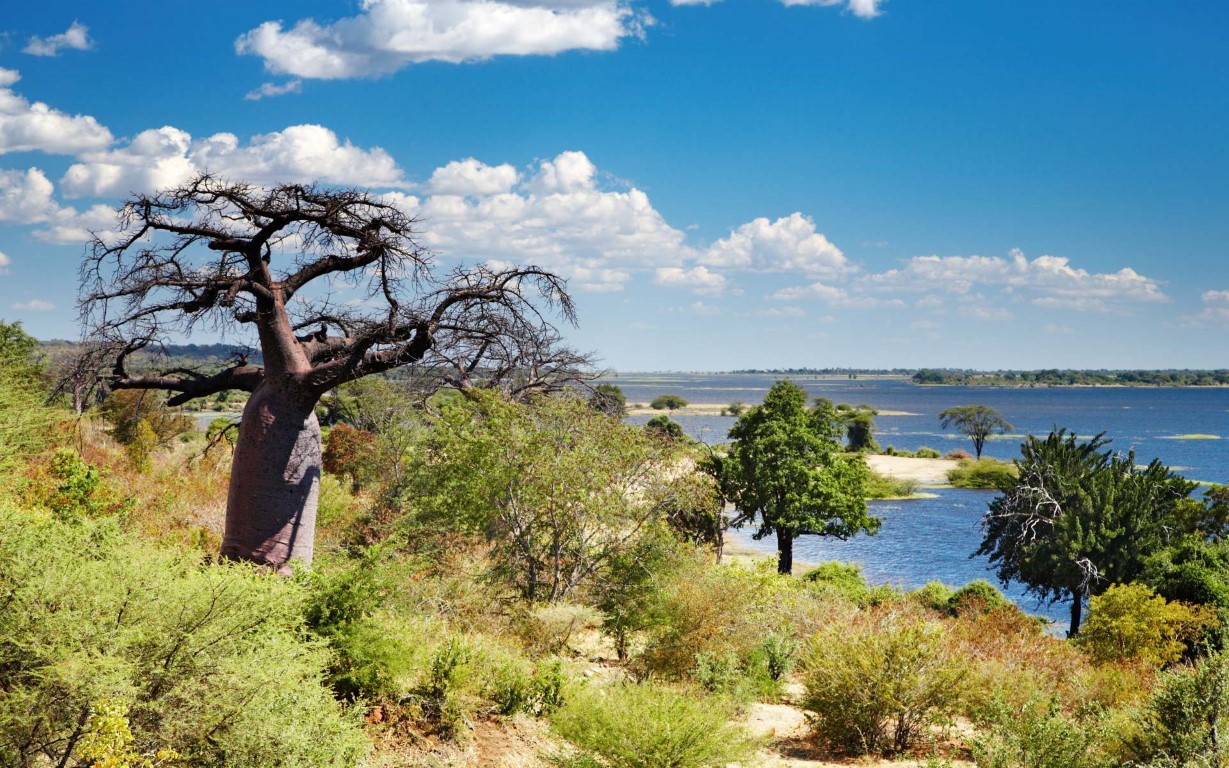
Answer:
[645,414,685,441]
[320,377,422,484]
[916,446,942,458]
[551,683,757,768]
[78,698,182,768]
[712,381,877,574]
[938,405,1013,459]
[517,603,603,655]
[800,611,966,755]
[836,402,879,452]
[595,527,685,661]
[322,423,381,490]
[98,390,193,446]
[947,457,1018,489]
[0,320,62,467]
[0,504,368,767]
[589,383,627,417]
[723,400,746,417]
[653,469,725,552]
[1144,537,1229,647]
[1126,651,1229,766]
[399,392,666,601]
[948,579,1010,616]
[650,394,689,411]
[977,429,1199,636]
[864,470,921,499]
[970,695,1109,768]
[1079,583,1217,667]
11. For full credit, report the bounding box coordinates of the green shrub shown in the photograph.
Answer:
[864,470,921,499]
[948,579,1010,616]
[1126,651,1229,766]
[802,561,895,606]
[947,458,1018,489]
[649,394,688,411]
[552,683,757,768]
[800,612,966,756]
[913,581,956,612]
[518,602,602,656]
[916,447,942,459]
[1080,583,1218,667]
[0,504,368,767]
[971,695,1108,768]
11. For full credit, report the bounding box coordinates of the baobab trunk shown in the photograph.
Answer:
[220,382,321,573]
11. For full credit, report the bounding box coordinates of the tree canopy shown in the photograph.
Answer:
[939,405,1013,459]
[977,429,1198,636]
[712,381,877,574]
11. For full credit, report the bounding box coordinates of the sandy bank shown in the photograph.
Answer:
[864,454,957,485]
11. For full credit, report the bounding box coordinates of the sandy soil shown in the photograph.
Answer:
[864,454,957,485]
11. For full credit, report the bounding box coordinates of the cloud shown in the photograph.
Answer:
[860,249,1167,311]
[429,158,520,196]
[23,21,92,57]
[391,151,690,293]
[244,80,303,101]
[0,167,60,223]
[686,301,721,316]
[0,69,112,155]
[779,0,884,18]
[0,251,9,274]
[771,281,847,301]
[12,299,54,311]
[756,306,805,317]
[235,0,648,79]
[702,212,848,275]
[1187,290,1229,325]
[654,266,726,295]
[61,124,404,196]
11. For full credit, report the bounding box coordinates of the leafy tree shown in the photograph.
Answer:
[77,176,584,572]
[399,392,666,601]
[1079,583,1216,666]
[836,403,878,452]
[322,424,380,490]
[0,320,61,467]
[712,380,877,575]
[589,383,627,417]
[653,469,726,559]
[649,394,688,411]
[939,405,1013,459]
[977,429,1198,636]
[98,389,194,446]
[645,414,685,441]
[724,400,746,417]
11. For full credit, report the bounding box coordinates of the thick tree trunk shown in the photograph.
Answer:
[220,382,321,573]
[776,528,794,575]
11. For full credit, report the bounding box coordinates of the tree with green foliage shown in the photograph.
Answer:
[0,320,61,468]
[977,429,1198,636]
[400,392,667,601]
[650,393,688,411]
[712,381,877,575]
[589,383,627,417]
[836,403,878,452]
[939,405,1013,459]
[645,414,685,441]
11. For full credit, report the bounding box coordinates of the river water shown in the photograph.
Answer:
[608,373,1229,626]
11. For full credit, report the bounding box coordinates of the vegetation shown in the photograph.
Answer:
[650,393,689,411]
[914,368,1229,386]
[947,457,1018,489]
[939,405,1013,459]
[711,381,877,574]
[588,383,627,417]
[836,402,879,452]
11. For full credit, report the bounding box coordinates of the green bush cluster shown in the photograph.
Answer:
[947,457,1019,489]
[0,505,368,767]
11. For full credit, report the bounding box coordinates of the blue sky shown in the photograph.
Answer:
[1,1,1227,371]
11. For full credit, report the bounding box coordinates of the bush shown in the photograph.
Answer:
[800,612,966,755]
[947,457,1018,489]
[0,505,368,767]
[948,579,1010,616]
[1079,583,1217,667]
[864,470,920,499]
[912,581,955,612]
[971,695,1108,768]
[649,394,688,411]
[322,423,380,490]
[645,414,685,440]
[518,603,603,656]
[916,446,942,459]
[1126,651,1229,766]
[945,449,972,460]
[551,683,757,768]
[803,561,895,607]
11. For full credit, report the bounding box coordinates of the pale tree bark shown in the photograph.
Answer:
[78,175,589,572]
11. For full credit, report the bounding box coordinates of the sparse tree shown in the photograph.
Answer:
[78,175,585,572]
[939,405,1012,459]
[650,394,688,411]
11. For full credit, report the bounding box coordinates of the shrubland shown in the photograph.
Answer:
[5,335,1229,768]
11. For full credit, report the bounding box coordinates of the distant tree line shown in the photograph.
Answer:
[913,368,1229,386]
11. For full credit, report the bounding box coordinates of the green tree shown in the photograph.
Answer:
[645,414,685,441]
[0,320,62,468]
[836,403,879,452]
[977,429,1198,636]
[712,381,877,575]
[650,394,688,411]
[938,405,1013,459]
[589,383,628,417]
[400,392,667,601]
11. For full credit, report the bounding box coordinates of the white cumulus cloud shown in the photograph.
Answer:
[23,21,93,57]
[244,80,304,101]
[12,299,55,311]
[654,266,726,295]
[779,0,884,18]
[235,0,647,79]
[428,158,520,196]
[702,212,848,275]
[0,69,112,155]
[61,124,404,196]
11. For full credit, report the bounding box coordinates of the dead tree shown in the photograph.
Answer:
[80,175,584,572]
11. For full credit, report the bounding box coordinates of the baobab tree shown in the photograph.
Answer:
[79,175,586,572]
